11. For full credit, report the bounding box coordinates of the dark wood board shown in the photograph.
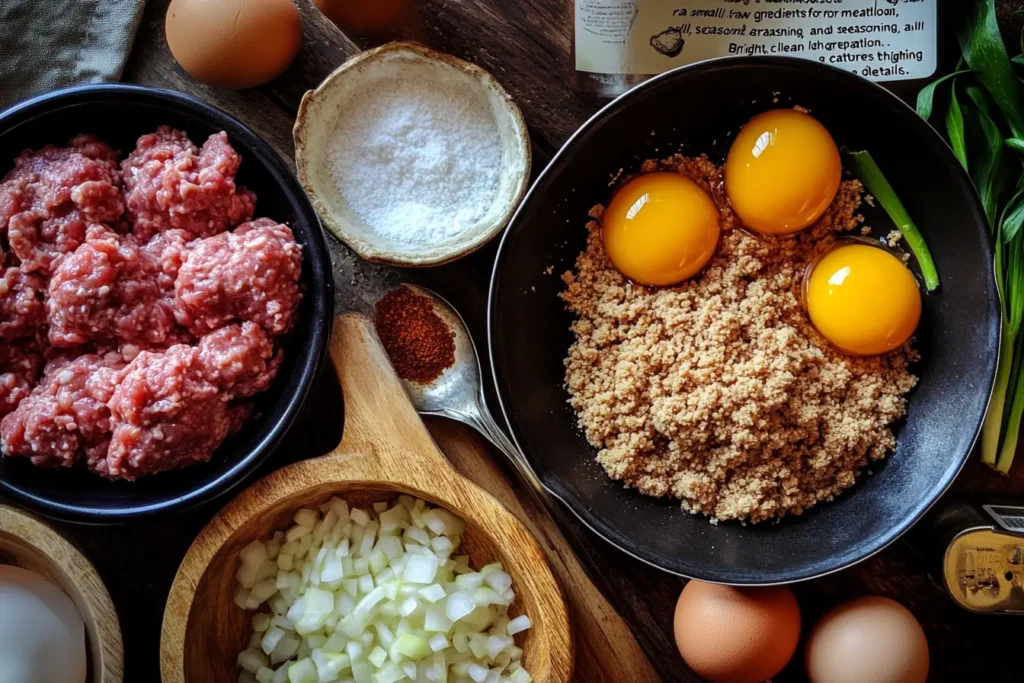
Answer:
[3,1,1023,681]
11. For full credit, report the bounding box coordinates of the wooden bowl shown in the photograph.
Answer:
[0,505,123,683]
[161,314,573,682]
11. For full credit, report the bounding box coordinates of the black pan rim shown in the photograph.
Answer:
[0,84,334,524]
[487,55,999,584]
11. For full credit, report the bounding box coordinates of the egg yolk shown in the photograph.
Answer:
[725,109,842,236]
[602,173,720,286]
[805,243,921,356]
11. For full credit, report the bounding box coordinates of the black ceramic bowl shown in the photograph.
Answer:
[489,57,1000,583]
[0,85,333,523]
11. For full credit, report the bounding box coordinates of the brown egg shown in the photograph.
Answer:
[805,596,929,683]
[312,0,411,33]
[165,0,302,89]
[673,581,801,683]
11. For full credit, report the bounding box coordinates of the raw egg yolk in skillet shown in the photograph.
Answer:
[805,243,921,355]
[725,109,842,236]
[602,172,720,286]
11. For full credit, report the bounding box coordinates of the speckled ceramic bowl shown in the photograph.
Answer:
[294,41,531,267]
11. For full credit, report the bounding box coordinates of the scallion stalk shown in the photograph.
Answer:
[923,0,1024,473]
[996,335,1024,472]
[982,325,1015,465]
[843,150,940,291]
[981,238,1013,465]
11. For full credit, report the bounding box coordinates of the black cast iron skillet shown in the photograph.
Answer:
[489,57,999,584]
[0,85,333,523]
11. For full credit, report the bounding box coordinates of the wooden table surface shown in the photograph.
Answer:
[11,1,1024,681]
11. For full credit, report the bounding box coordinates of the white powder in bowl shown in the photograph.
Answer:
[326,63,503,246]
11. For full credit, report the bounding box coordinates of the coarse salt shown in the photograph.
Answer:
[326,62,503,246]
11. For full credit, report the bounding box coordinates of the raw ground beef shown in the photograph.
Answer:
[106,397,232,480]
[0,134,124,274]
[0,266,46,340]
[0,126,299,480]
[197,322,282,398]
[105,344,225,479]
[46,224,190,349]
[103,323,278,480]
[175,218,303,336]
[0,351,125,468]
[226,401,253,432]
[121,126,256,241]
[0,342,43,418]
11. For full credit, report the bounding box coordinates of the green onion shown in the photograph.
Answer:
[982,325,1014,466]
[946,83,969,169]
[842,150,940,291]
[926,0,1024,473]
[915,69,970,121]
[997,333,1024,472]
[957,0,1024,137]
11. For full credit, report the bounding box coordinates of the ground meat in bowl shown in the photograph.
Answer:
[47,224,189,349]
[0,134,124,274]
[0,351,125,468]
[121,126,256,240]
[0,125,303,481]
[103,323,281,480]
[106,396,233,480]
[105,344,226,480]
[0,266,46,340]
[175,218,302,336]
[0,341,43,418]
[198,322,282,397]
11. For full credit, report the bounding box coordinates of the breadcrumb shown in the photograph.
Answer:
[560,155,918,523]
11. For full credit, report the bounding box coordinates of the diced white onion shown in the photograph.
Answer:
[237,648,268,673]
[445,592,476,622]
[235,497,532,683]
[419,584,446,603]
[428,634,449,652]
[468,662,488,683]
[404,554,439,584]
[506,615,532,636]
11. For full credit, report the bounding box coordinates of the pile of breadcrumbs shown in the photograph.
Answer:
[561,155,918,523]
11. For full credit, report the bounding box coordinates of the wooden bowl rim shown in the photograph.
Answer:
[0,504,124,683]
[160,456,572,683]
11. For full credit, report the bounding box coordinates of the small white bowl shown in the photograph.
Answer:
[294,42,531,266]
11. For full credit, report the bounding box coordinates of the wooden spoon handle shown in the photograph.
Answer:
[329,313,462,487]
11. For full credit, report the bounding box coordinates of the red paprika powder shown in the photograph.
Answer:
[374,286,456,383]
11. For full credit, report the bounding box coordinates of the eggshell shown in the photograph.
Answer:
[805,596,929,683]
[673,581,801,683]
[0,565,87,683]
[165,0,302,89]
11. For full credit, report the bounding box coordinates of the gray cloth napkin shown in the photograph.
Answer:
[0,0,145,109]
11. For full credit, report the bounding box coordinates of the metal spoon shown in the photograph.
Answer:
[375,286,671,683]
[380,284,548,497]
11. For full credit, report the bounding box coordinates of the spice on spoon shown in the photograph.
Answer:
[374,286,456,383]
